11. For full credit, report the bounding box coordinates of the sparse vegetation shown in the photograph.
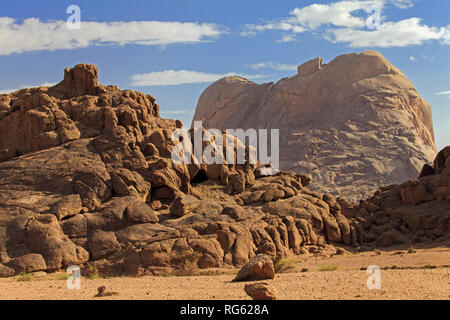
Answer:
[197,269,237,276]
[86,263,99,279]
[57,273,71,280]
[318,264,339,272]
[374,249,381,255]
[390,265,399,269]
[273,256,300,273]
[16,272,33,282]
[174,251,201,276]
[408,246,416,254]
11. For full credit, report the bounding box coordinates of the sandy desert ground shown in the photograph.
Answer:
[0,243,449,300]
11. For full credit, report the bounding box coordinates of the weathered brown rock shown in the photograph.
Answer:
[0,264,15,278]
[7,253,47,273]
[94,285,119,297]
[88,231,121,260]
[298,57,323,77]
[126,200,159,223]
[233,254,275,282]
[244,282,278,300]
[221,206,248,221]
[170,194,201,217]
[376,229,407,247]
[51,195,83,220]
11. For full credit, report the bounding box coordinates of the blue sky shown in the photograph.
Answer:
[0,0,449,150]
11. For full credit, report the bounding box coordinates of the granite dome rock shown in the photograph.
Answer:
[192,51,437,201]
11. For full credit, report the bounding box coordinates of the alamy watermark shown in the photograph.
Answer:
[67,5,81,30]
[366,1,382,30]
[171,121,280,175]
[66,265,81,289]
[366,265,382,290]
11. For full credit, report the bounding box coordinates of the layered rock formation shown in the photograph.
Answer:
[0,63,447,278]
[192,51,437,201]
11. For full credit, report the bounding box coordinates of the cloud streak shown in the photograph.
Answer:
[246,61,298,71]
[0,17,224,55]
[160,110,195,115]
[130,70,266,86]
[390,0,416,9]
[0,88,17,94]
[0,82,58,94]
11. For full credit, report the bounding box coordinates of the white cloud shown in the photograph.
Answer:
[421,54,436,62]
[160,110,195,115]
[246,61,297,71]
[328,18,447,47]
[0,88,17,94]
[289,0,380,29]
[242,0,381,38]
[409,56,417,62]
[390,0,415,9]
[40,82,58,87]
[0,17,224,55]
[242,22,305,37]
[129,70,266,86]
[436,90,450,96]
[277,34,296,43]
[19,82,58,88]
[241,0,450,48]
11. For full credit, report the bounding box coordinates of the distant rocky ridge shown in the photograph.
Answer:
[192,51,437,202]
[0,63,447,278]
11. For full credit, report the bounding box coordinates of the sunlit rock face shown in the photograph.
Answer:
[193,51,437,202]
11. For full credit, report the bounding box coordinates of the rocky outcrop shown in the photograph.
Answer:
[0,64,356,277]
[346,146,450,247]
[192,51,437,201]
[0,63,447,278]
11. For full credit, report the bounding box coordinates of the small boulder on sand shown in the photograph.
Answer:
[94,286,120,298]
[232,254,275,282]
[244,282,277,300]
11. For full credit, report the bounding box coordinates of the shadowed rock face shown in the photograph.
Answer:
[192,51,437,202]
[0,63,447,278]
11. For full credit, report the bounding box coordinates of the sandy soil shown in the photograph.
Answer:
[1,245,449,300]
